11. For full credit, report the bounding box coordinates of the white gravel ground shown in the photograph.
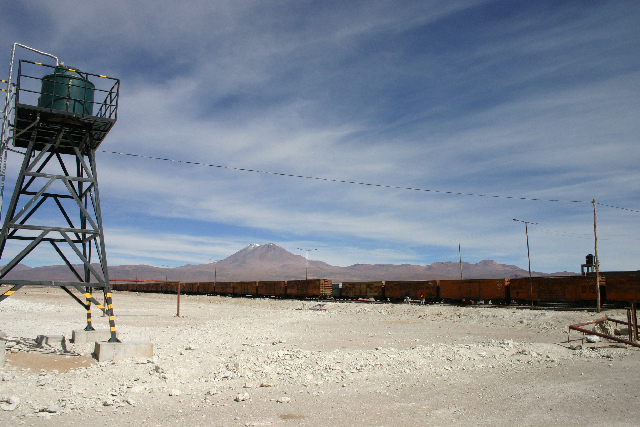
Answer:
[1,287,639,426]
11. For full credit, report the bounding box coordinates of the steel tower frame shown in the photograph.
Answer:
[0,45,120,341]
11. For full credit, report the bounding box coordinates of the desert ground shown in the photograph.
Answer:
[0,287,638,427]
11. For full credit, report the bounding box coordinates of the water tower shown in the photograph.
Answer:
[0,44,120,341]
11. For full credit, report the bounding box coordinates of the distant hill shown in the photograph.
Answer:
[1,243,577,283]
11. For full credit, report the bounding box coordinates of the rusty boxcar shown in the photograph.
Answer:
[384,280,438,301]
[214,281,234,295]
[286,279,332,298]
[604,275,640,303]
[234,281,258,296]
[439,279,509,302]
[340,281,384,300]
[256,281,287,297]
[509,276,599,304]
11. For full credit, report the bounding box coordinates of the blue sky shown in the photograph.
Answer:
[1,1,639,273]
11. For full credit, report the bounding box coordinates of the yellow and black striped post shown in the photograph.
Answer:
[104,289,119,342]
[0,285,22,302]
[84,288,95,331]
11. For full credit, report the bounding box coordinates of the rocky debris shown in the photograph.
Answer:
[0,396,20,411]
[585,335,600,343]
[235,392,250,402]
[2,336,76,356]
[40,404,59,413]
[0,292,636,424]
[594,320,616,336]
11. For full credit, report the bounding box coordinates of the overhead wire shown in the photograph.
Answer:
[96,149,640,214]
[96,149,640,213]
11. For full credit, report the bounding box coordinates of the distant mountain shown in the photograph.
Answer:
[1,243,577,283]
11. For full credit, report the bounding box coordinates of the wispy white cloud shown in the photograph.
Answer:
[1,1,639,274]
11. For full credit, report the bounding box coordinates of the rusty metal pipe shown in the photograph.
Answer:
[568,315,640,348]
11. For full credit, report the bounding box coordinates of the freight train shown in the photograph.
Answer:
[110,275,640,306]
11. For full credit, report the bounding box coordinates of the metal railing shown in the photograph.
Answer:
[15,60,119,120]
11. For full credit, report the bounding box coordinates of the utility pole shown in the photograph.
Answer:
[459,243,463,280]
[593,199,601,313]
[210,259,218,285]
[513,219,538,307]
[297,248,317,280]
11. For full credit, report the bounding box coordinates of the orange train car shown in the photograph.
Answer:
[604,275,640,303]
[234,281,258,296]
[384,280,438,301]
[256,281,286,297]
[341,281,384,300]
[286,279,332,298]
[183,282,202,294]
[164,282,178,293]
[439,279,509,302]
[215,281,234,295]
[509,276,599,303]
[198,282,215,294]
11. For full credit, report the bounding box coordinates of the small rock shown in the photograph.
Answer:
[206,389,221,396]
[125,398,136,406]
[585,335,600,343]
[235,392,250,402]
[0,396,20,411]
[276,396,291,403]
[44,404,59,413]
[129,385,145,394]
[169,389,182,396]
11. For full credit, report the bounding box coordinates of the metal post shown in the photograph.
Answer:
[176,281,181,317]
[513,219,537,307]
[297,248,317,281]
[458,243,463,280]
[633,302,638,341]
[526,222,532,307]
[593,200,601,313]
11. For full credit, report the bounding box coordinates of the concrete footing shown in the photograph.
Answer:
[72,329,118,344]
[93,341,153,362]
[36,335,67,351]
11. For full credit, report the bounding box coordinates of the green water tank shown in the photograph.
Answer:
[38,65,95,115]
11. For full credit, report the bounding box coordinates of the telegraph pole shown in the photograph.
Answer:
[297,248,317,280]
[459,243,463,280]
[513,219,538,307]
[593,200,600,313]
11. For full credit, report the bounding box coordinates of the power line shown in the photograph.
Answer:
[98,149,639,212]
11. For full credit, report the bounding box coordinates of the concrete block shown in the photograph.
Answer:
[72,329,118,344]
[93,341,153,362]
[36,335,67,351]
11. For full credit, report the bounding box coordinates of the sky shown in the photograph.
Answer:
[0,0,639,273]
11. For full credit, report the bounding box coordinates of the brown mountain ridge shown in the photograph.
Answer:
[2,243,577,283]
